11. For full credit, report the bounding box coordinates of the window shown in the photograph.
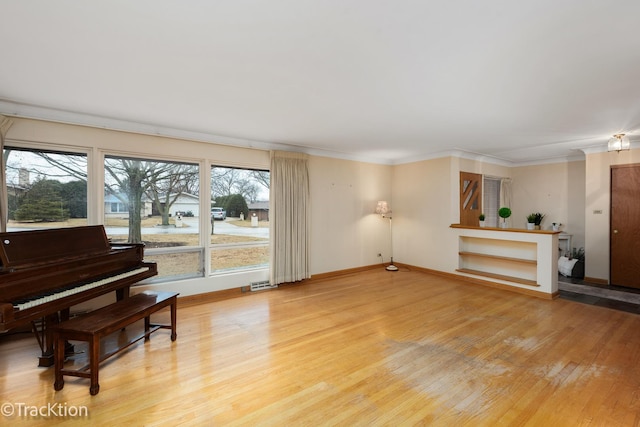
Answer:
[3,147,88,231]
[483,177,502,227]
[104,155,202,281]
[109,202,127,213]
[3,145,271,283]
[210,166,269,273]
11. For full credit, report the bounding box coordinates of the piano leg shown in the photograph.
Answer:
[33,311,74,367]
[116,286,131,301]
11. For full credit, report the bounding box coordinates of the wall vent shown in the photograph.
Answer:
[250,280,277,291]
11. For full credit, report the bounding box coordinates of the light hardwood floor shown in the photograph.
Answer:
[2,267,640,426]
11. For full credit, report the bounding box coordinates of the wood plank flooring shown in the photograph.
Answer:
[2,267,640,426]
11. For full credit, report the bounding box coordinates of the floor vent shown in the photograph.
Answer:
[250,281,277,291]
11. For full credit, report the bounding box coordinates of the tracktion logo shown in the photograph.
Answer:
[2,402,89,419]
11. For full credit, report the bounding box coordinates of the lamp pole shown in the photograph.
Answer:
[386,215,398,271]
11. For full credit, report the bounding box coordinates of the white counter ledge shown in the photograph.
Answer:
[450,224,560,299]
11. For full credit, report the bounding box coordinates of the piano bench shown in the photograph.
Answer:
[52,290,178,395]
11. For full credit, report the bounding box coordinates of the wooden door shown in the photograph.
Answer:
[460,172,482,226]
[610,164,640,288]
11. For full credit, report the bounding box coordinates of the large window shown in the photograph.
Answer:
[104,155,202,281]
[2,146,271,282]
[3,147,88,231]
[210,166,269,273]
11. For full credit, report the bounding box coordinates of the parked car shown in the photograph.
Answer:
[211,207,226,220]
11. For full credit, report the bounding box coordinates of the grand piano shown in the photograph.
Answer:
[0,225,157,366]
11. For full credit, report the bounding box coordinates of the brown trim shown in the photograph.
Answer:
[395,263,558,300]
[584,276,609,286]
[308,264,382,282]
[178,288,247,307]
[177,264,384,306]
[178,261,558,308]
[610,163,640,170]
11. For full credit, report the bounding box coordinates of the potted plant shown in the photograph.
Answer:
[498,207,511,228]
[533,212,545,230]
[479,213,486,227]
[526,213,536,230]
[552,222,562,231]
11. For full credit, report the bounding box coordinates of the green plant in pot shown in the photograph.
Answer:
[478,213,486,227]
[498,207,511,228]
[533,212,545,229]
[526,213,536,230]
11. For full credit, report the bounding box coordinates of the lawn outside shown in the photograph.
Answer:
[8,217,270,275]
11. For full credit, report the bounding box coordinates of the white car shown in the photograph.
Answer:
[211,207,226,220]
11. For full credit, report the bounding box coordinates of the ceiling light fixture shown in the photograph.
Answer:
[608,133,630,152]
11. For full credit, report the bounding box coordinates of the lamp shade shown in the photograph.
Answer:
[375,201,390,215]
[608,134,630,152]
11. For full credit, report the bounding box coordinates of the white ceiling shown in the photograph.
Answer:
[1,1,639,165]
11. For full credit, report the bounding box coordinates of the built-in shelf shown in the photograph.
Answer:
[456,268,539,287]
[458,251,537,265]
[458,235,538,287]
[450,224,559,298]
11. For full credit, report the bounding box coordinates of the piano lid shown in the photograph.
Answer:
[0,225,111,271]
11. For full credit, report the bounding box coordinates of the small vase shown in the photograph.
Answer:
[552,225,560,231]
[479,221,486,227]
[526,223,535,230]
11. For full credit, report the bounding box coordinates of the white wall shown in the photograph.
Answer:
[4,118,392,300]
[392,156,512,274]
[511,161,586,249]
[308,155,392,274]
[11,117,625,291]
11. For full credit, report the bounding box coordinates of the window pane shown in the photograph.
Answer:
[210,166,269,273]
[144,250,203,280]
[211,244,269,272]
[483,177,501,227]
[4,147,87,231]
[104,155,201,281]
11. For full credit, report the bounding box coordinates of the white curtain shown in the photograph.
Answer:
[500,177,512,209]
[483,177,501,227]
[0,115,14,232]
[269,150,310,285]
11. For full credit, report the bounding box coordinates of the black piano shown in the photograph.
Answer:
[0,225,157,366]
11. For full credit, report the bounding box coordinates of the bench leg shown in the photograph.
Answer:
[170,299,177,341]
[53,332,65,391]
[144,316,151,341]
[89,337,100,395]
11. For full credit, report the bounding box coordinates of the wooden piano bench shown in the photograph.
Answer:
[52,290,178,395]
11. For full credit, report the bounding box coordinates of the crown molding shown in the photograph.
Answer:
[0,98,599,168]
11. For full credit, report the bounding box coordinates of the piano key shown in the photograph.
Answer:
[13,267,150,310]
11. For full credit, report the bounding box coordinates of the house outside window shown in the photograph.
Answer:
[210,166,270,273]
[104,155,202,282]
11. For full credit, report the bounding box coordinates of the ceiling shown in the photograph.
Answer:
[1,1,639,165]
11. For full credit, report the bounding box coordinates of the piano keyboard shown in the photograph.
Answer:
[13,267,151,310]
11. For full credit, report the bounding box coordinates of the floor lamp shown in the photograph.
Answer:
[375,201,398,271]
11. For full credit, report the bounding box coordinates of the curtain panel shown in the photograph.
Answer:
[0,115,14,232]
[269,151,310,285]
[499,178,512,210]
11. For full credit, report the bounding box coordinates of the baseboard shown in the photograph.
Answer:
[395,262,558,300]
[178,287,249,307]
[584,276,609,286]
[179,261,558,307]
[308,264,383,282]
[177,264,385,306]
